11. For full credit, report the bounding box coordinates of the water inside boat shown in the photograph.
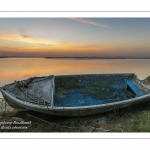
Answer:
[54,74,145,107]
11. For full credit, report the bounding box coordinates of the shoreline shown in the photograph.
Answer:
[1,56,150,59]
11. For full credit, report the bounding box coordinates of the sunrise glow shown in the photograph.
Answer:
[0,18,150,57]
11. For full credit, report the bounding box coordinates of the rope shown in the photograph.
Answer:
[45,102,51,115]
[16,79,51,106]
[25,113,123,132]
[18,85,47,104]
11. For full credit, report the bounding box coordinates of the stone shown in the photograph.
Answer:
[10,117,24,122]
[92,117,106,124]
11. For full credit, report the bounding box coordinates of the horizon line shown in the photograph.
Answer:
[1,56,150,59]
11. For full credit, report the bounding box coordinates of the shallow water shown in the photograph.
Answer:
[0,58,150,98]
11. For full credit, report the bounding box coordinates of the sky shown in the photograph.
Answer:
[0,18,150,57]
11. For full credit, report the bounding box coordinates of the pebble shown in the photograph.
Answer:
[10,117,24,122]
[92,117,106,124]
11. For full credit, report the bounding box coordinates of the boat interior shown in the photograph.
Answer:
[2,74,147,108]
[54,74,146,107]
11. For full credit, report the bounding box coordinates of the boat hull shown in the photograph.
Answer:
[1,88,150,117]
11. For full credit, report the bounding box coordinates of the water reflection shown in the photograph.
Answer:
[0,58,150,98]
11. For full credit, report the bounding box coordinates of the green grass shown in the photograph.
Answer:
[105,101,150,132]
[122,111,150,132]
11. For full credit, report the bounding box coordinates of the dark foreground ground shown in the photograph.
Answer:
[0,77,150,132]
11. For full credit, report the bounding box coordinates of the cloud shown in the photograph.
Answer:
[22,35,30,38]
[70,18,110,28]
[0,32,110,56]
[0,33,58,46]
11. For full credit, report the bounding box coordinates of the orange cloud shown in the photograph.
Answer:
[0,33,58,45]
[70,18,110,28]
[0,34,108,51]
[22,35,30,38]
[0,32,111,56]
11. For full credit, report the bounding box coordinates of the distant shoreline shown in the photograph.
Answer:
[45,57,150,59]
[1,56,150,59]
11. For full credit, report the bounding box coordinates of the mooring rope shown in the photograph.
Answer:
[17,84,48,105]
[16,79,51,106]
[25,113,123,132]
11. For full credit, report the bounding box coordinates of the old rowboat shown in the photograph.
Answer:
[0,73,150,117]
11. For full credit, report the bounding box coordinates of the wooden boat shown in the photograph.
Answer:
[0,73,150,117]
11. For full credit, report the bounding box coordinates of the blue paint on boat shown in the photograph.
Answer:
[54,75,146,107]
[54,87,133,107]
[124,79,145,96]
[54,89,106,107]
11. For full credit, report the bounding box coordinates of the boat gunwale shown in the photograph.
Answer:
[54,73,137,77]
